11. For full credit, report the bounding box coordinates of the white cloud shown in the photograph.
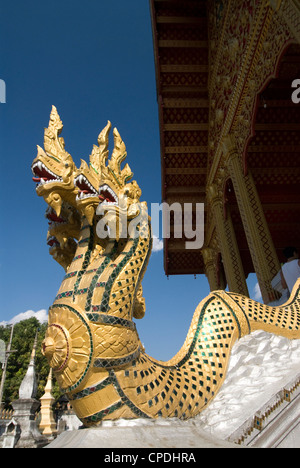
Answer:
[0,309,48,327]
[152,235,163,253]
[253,283,262,302]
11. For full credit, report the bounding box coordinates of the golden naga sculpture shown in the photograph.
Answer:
[32,107,300,426]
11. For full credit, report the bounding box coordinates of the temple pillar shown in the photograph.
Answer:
[223,136,280,304]
[207,185,249,296]
[202,248,219,291]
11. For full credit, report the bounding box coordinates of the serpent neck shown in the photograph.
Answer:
[53,217,111,309]
[52,217,152,368]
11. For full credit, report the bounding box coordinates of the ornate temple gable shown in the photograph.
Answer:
[206,5,300,296]
[208,0,260,167]
[207,0,293,185]
[246,43,300,266]
[278,0,300,43]
[207,0,228,85]
[231,11,294,164]
[151,0,300,288]
[206,40,300,300]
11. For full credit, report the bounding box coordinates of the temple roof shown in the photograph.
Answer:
[150,0,209,275]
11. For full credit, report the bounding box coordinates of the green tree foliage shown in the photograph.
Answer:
[0,318,61,407]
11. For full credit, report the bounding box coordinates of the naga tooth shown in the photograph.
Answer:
[38,161,43,170]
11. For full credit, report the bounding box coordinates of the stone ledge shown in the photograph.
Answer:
[45,418,240,449]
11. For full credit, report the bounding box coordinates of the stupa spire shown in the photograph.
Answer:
[18,331,38,400]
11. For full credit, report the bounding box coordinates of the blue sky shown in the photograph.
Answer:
[0,0,258,360]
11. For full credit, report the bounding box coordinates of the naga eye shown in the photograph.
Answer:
[65,163,69,168]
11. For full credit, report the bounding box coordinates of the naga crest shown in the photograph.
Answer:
[74,120,144,234]
[74,120,112,225]
[33,107,300,427]
[31,106,78,216]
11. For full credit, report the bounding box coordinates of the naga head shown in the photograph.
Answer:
[74,121,148,243]
[47,232,77,271]
[37,111,153,403]
[46,202,81,270]
[74,120,111,225]
[95,125,146,242]
[31,106,78,216]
